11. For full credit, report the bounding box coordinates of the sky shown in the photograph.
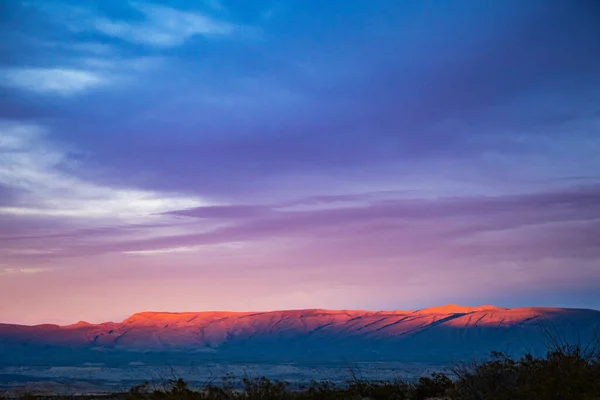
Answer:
[1,0,599,325]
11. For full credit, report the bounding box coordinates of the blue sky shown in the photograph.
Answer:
[1,0,599,324]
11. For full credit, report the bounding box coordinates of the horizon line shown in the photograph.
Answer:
[4,303,599,327]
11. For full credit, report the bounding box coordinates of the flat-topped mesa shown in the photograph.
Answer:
[2,305,599,363]
[121,309,374,325]
[119,306,557,327]
[122,311,250,325]
[415,304,504,315]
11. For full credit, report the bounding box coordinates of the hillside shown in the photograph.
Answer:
[1,305,599,366]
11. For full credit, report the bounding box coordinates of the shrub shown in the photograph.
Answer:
[21,330,600,400]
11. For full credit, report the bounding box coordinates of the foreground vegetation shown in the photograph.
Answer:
[123,343,600,399]
[7,332,600,400]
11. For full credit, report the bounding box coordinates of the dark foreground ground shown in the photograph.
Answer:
[2,341,600,400]
[0,361,447,394]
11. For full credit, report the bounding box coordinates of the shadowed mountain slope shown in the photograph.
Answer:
[1,305,599,365]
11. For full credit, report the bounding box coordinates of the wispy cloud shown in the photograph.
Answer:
[0,121,208,220]
[0,45,162,96]
[123,246,205,256]
[0,68,107,95]
[26,1,237,48]
[2,1,235,98]
[0,267,50,275]
[89,2,233,47]
[123,242,244,256]
[4,185,599,268]
[78,56,162,73]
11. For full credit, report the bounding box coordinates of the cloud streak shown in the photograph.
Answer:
[90,2,234,47]
[0,267,51,275]
[3,185,599,266]
[0,68,107,95]
[0,121,208,221]
[3,185,599,323]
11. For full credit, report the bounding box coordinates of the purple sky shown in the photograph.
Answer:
[1,0,600,325]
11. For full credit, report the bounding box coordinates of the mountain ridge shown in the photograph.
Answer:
[8,304,597,327]
[1,305,599,366]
